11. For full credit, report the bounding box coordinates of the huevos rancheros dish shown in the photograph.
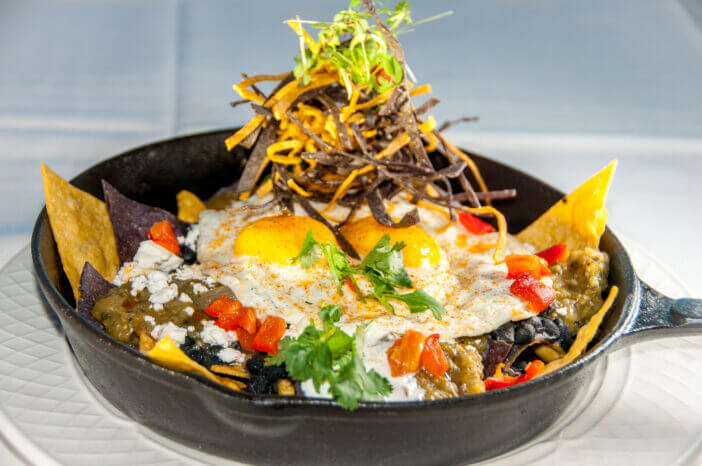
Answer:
[40,0,618,411]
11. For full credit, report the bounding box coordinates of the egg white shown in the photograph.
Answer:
[196,194,544,340]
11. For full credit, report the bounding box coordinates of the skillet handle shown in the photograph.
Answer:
[620,280,702,345]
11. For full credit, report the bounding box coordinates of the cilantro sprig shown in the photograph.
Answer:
[291,230,446,320]
[266,305,392,410]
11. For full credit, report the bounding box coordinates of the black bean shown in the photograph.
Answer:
[527,316,543,330]
[262,365,287,382]
[542,319,560,339]
[492,323,515,344]
[246,357,264,375]
[183,344,223,368]
[248,374,272,394]
[180,245,197,264]
[554,318,574,351]
[512,359,528,372]
[514,324,535,345]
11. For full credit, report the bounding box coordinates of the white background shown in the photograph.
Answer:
[0,0,701,463]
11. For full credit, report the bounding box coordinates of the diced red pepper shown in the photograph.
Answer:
[485,360,545,391]
[420,334,449,378]
[252,316,287,354]
[510,275,556,312]
[235,328,256,352]
[536,243,569,265]
[386,329,425,377]
[146,220,180,255]
[457,212,496,235]
[216,307,258,335]
[205,296,258,335]
[505,254,550,279]
[204,295,241,318]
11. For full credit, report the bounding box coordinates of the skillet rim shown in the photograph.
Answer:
[30,127,637,412]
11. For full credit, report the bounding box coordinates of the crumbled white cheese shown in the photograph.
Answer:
[181,225,200,250]
[183,306,194,316]
[151,322,187,345]
[133,240,183,273]
[192,283,209,295]
[145,270,179,309]
[200,320,236,347]
[130,275,147,296]
[178,292,193,303]
[187,325,195,332]
[143,315,155,325]
[218,347,245,364]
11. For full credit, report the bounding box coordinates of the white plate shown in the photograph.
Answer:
[0,238,699,465]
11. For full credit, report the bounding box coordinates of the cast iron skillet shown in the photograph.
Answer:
[31,128,702,465]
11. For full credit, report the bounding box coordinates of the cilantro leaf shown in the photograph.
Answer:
[389,289,446,320]
[290,230,321,269]
[319,303,343,325]
[266,308,392,411]
[360,234,413,289]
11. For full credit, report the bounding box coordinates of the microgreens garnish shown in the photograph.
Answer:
[266,305,392,410]
[291,229,446,320]
[288,1,451,93]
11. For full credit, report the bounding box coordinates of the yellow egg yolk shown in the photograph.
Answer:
[341,216,440,267]
[233,215,337,264]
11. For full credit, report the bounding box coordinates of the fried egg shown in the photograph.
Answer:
[196,195,544,340]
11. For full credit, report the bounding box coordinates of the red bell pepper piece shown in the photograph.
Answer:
[386,329,425,377]
[505,254,550,279]
[204,295,241,318]
[252,316,287,354]
[147,220,180,255]
[536,243,569,265]
[205,296,258,335]
[420,334,449,378]
[457,212,496,235]
[216,307,258,335]
[510,275,556,312]
[485,360,545,391]
[235,328,256,352]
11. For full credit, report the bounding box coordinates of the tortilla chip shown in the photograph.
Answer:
[76,262,115,330]
[517,160,617,251]
[176,190,206,224]
[102,180,186,263]
[537,286,618,377]
[40,164,119,299]
[147,336,244,391]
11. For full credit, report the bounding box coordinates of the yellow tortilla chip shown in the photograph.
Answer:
[147,336,244,391]
[517,160,617,251]
[537,286,618,377]
[40,163,119,299]
[176,190,206,224]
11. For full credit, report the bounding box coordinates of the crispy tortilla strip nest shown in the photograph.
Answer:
[147,336,245,391]
[40,164,119,299]
[537,286,618,377]
[517,160,617,251]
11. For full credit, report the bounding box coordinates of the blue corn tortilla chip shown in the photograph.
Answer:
[102,180,186,263]
[76,262,115,331]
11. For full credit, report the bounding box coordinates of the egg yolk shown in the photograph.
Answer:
[233,215,337,264]
[341,216,440,267]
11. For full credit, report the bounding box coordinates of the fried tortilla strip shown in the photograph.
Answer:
[147,336,245,391]
[40,164,119,298]
[537,286,618,377]
[517,161,617,250]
